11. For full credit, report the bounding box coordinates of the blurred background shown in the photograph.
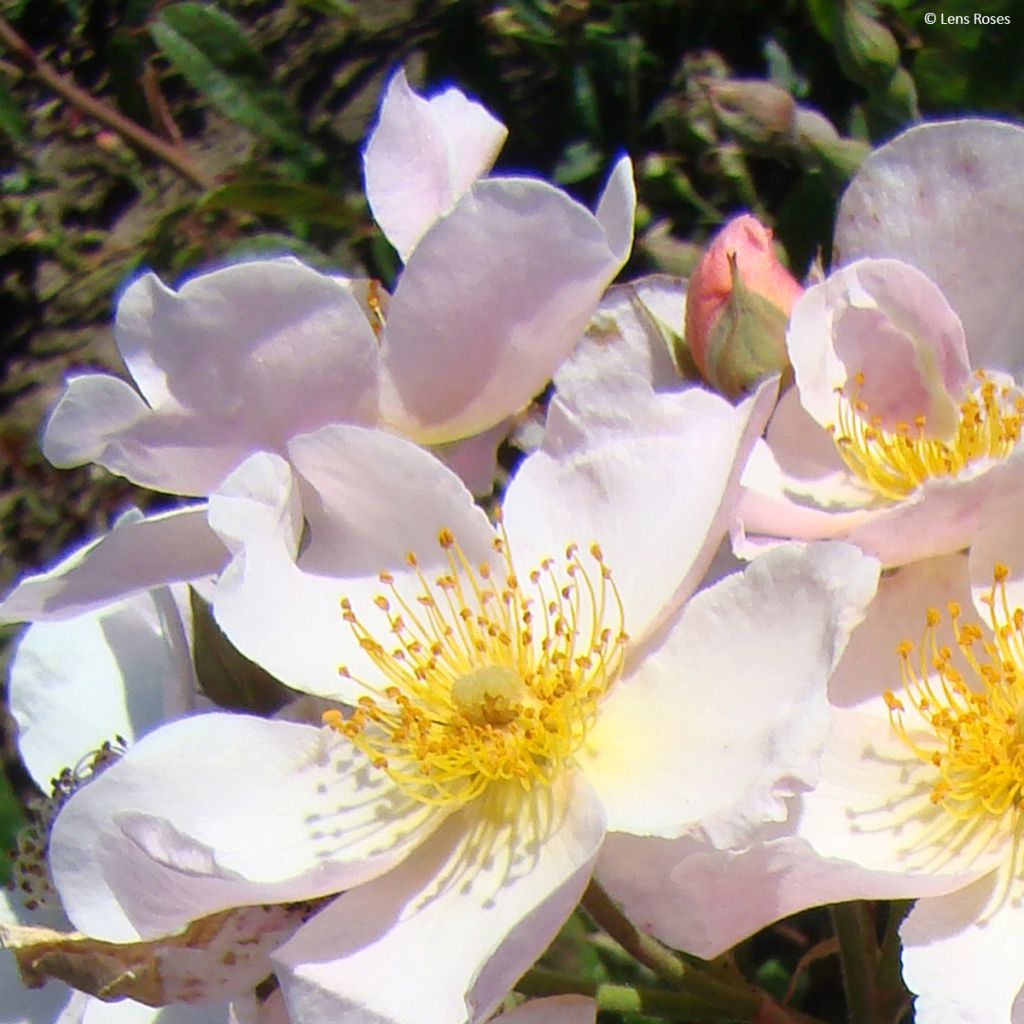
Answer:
[1,0,1022,1014]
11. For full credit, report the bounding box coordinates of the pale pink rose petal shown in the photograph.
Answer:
[50,714,443,942]
[968,476,1024,621]
[42,376,269,499]
[828,551,971,711]
[761,386,855,485]
[429,417,512,498]
[593,155,636,266]
[379,173,632,444]
[836,119,1024,373]
[274,774,605,1024]
[844,458,1024,568]
[798,555,1002,880]
[42,373,149,469]
[738,408,1024,568]
[495,996,596,1024]
[553,276,685,421]
[0,506,226,623]
[597,831,966,961]
[900,875,1024,1024]
[364,69,508,261]
[790,259,970,439]
[578,542,878,845]
[230,991,290,1024]
[798,708,1002,885]
[209,430,494,698]
[503,389,773,645]
[44,260,381,496]
[87,1005,231,1023]
[287,425,494,577]
[9,588,194,789]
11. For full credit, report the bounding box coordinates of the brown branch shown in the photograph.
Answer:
[0,14,214,190]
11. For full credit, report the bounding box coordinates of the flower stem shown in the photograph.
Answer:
[518,967,725,1021]
[0,14,214,190]
[830,901,881,1024]
[876,900,913,1023]
[580,879,825,1023]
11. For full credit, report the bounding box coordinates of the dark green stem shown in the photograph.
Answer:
[518,968,726,1021]
[581,879,826,1024]
[876,900,913,1023]
[831,901,881,1024]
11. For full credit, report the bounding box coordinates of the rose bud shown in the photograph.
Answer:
[683,214,803,397]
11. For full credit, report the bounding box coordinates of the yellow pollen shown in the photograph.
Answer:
[826,370,1024,502]
[887,565,1024,900]
[323,524,628,808]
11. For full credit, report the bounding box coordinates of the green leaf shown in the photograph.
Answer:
[293,0,358,20]
[150,3,318,160]
[190,589,293,715]
[202,177,356,228]
[553,139,603,184]
[60,0,85,24]
[0,78,29,145]
[106,28,148,125]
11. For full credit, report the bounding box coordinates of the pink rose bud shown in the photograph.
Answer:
[684,214,803,397]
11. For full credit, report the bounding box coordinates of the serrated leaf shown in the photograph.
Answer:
[202,177,355,228]
[0,78,29,145]
[190,588,292,714]
[150,3,318,160]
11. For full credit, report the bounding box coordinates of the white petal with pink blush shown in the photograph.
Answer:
[739,259,1024,566]
[364,69,508,261]
[48,419,877,1024]
[739,119,1024,568]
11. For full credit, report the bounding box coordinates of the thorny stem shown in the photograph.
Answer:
[581,879,827,1023]
[0,14,214,190]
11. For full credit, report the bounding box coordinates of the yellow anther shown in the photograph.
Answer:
[830,370,1024,502]
[886,564,1024,904]
[323,523,627,808]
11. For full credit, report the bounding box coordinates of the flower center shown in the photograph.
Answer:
[323,522,628,808]
[827,370,1024,502]
[884,565,1024,896]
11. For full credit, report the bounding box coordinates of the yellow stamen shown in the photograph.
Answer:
[826,370,1024,502]
[887,566,1024,905]
[323,524,628,808]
